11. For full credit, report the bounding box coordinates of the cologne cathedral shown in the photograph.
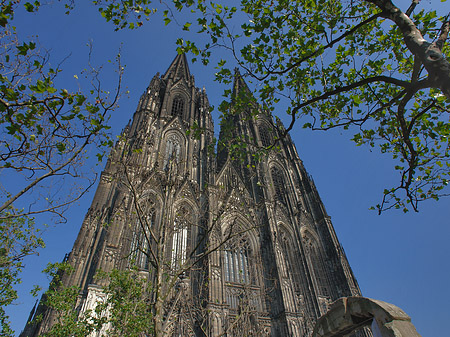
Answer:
[21,54,367,336]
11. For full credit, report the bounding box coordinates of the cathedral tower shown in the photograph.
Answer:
[21,55,366,337]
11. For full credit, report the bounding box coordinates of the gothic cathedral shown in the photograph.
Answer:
[21,54,367,337]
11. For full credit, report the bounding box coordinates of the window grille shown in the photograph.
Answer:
[259,125,272,147]
[310,245,329,297]
[271,166,287,205]
[171,96,184,117]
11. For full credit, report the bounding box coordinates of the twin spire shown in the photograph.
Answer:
[163,53,249,98]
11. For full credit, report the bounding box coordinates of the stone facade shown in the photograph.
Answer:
[21,54,368,337]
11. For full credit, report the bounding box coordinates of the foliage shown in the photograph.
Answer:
[36,262,105,337]
[0,1,122,333]
[1,0,157,30]
[31,266,152,337]
[93,0,157,30]
[97,269,154,337]
[0,24,120,221]
[165,0,450,213]
[0,207,44,336]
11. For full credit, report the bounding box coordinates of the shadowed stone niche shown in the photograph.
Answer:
[312,297,421,337]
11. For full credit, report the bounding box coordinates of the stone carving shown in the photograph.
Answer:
[312,297,420,337]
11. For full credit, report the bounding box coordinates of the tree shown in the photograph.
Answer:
[36,264,150,337]
[0,210,44,336]
[36,262,106,337]
[0,28,121,221]
[165,0,450,213]
[0,1,125,332]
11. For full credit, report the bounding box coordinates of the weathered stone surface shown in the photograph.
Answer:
[312,297,421,337]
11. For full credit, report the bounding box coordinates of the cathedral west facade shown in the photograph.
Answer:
[21,54,366,336]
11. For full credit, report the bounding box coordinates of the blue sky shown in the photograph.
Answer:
[5,1,450,336]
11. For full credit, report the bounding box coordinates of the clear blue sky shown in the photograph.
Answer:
[6,1,450,336]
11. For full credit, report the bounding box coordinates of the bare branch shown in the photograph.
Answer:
[405,0,419,17]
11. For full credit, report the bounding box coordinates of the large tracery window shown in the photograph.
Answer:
[171,221,188,269]
[224,243,250,284]
[129,208,156,271]
[223,234,262,312]
[171,206,191,270]
[164,134,182,171]
[271,166,287,205]
[171,95,185,117]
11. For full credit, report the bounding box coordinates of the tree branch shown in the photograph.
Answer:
[405,0,419,16]
[245,12,383,81]
[367,0,450,99]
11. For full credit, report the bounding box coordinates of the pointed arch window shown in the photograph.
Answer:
[164,134,181,171]
[223,234,262,312]
[303,232,330,298]
[278,229,315,313]
[171,206,191,270]
[224,239,251,284]
[271,166,287,205]
[310,245,329,297]
[129,208,156,270]
[171,95,185,117]
[258,124,272,147]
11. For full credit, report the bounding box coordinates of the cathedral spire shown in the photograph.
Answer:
[232,67,251,99]
[163,53,191,81]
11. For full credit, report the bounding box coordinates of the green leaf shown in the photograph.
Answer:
[24,2,35,12]
[56,142,66,153]
[182,22,192,31]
